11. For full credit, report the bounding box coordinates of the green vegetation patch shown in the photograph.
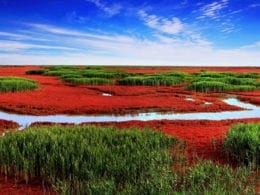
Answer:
[0,76,38,92]
[62,77,112,85]
[0,125,177,194]
[223,122,260,165]
[26,66,260,91]
[188,81,231,92]
[181,161,255,194]
[26,66,189,86]
[27,66,132,85]
[0,124,256,194]
[189,72,260,92]
[118,72,189,86]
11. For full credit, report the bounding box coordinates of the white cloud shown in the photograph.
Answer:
[138,10,211,47]
[0,46,259,66]
[29,23,87,37]
[195,0,242,34]
[0,31,50,41]
[138,10,184,34]
[239,41,260,51]
[0,23,259,66]
[29,23,212,55]
[198,0,229,19]
[0,40,33,51]
[0,40,80,51]
[85,0,122,16]
[28,23,134,43]
[0,32,27,39]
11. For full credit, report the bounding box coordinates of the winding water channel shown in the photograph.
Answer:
[0,98,259,129]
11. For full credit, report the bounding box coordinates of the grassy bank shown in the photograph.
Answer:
[0,125,177,194]
[0,124,256,194]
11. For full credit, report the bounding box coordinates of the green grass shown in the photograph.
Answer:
[82,69,129,79]
[236,72,259,78]
[25,66,259,91]
[223,123,260,165]
[26,66,189,86]
[188,72,259,92]
[27,66,132,85]
[193,76,256,86]
[118,76,184,86]
[0,125,177,194]
[118,72,188,86]
[188,81,231,92]
[0,77,38,92]
[63,77,112,85]
[0,124,256,194]
[181,160,255,194]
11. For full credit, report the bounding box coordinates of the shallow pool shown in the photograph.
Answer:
[0,98,259,129]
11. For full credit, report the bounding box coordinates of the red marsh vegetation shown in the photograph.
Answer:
[0,66,259,115]
[0,66,259,194]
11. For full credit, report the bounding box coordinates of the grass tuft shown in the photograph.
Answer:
[223,122,260,165]
[0,77,38,93]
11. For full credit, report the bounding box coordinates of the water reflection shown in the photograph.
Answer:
[102,93,112,96]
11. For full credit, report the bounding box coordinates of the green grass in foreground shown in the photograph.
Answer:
[0,77,38,93]
[0,125,176,194]
[224,122,260,165]
[0,125,256,194]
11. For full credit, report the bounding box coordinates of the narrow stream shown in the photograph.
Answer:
[0,98,259,129]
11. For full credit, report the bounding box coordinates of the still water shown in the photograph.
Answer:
[0,98,259,129]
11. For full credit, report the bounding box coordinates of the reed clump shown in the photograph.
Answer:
[223,122,260,165]
[0,77,38,92]
[118,72,188,86]
[0,124,256,194]
[189,72,259,92]
[0,125,177,194]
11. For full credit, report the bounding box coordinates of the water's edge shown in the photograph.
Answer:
[0,98,259,130]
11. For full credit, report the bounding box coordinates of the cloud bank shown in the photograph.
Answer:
[0,22,259,66]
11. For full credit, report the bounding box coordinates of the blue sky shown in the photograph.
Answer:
[0,0,259,66]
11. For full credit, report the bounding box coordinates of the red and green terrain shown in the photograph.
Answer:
[0,66,259,194]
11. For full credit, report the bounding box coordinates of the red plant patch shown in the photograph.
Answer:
[0,119,19,132]
[81,118,260,164]
[0,66,254,115]
[32,118,260,164]
[0,175,54,195]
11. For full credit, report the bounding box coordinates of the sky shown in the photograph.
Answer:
[0,0,259,66]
